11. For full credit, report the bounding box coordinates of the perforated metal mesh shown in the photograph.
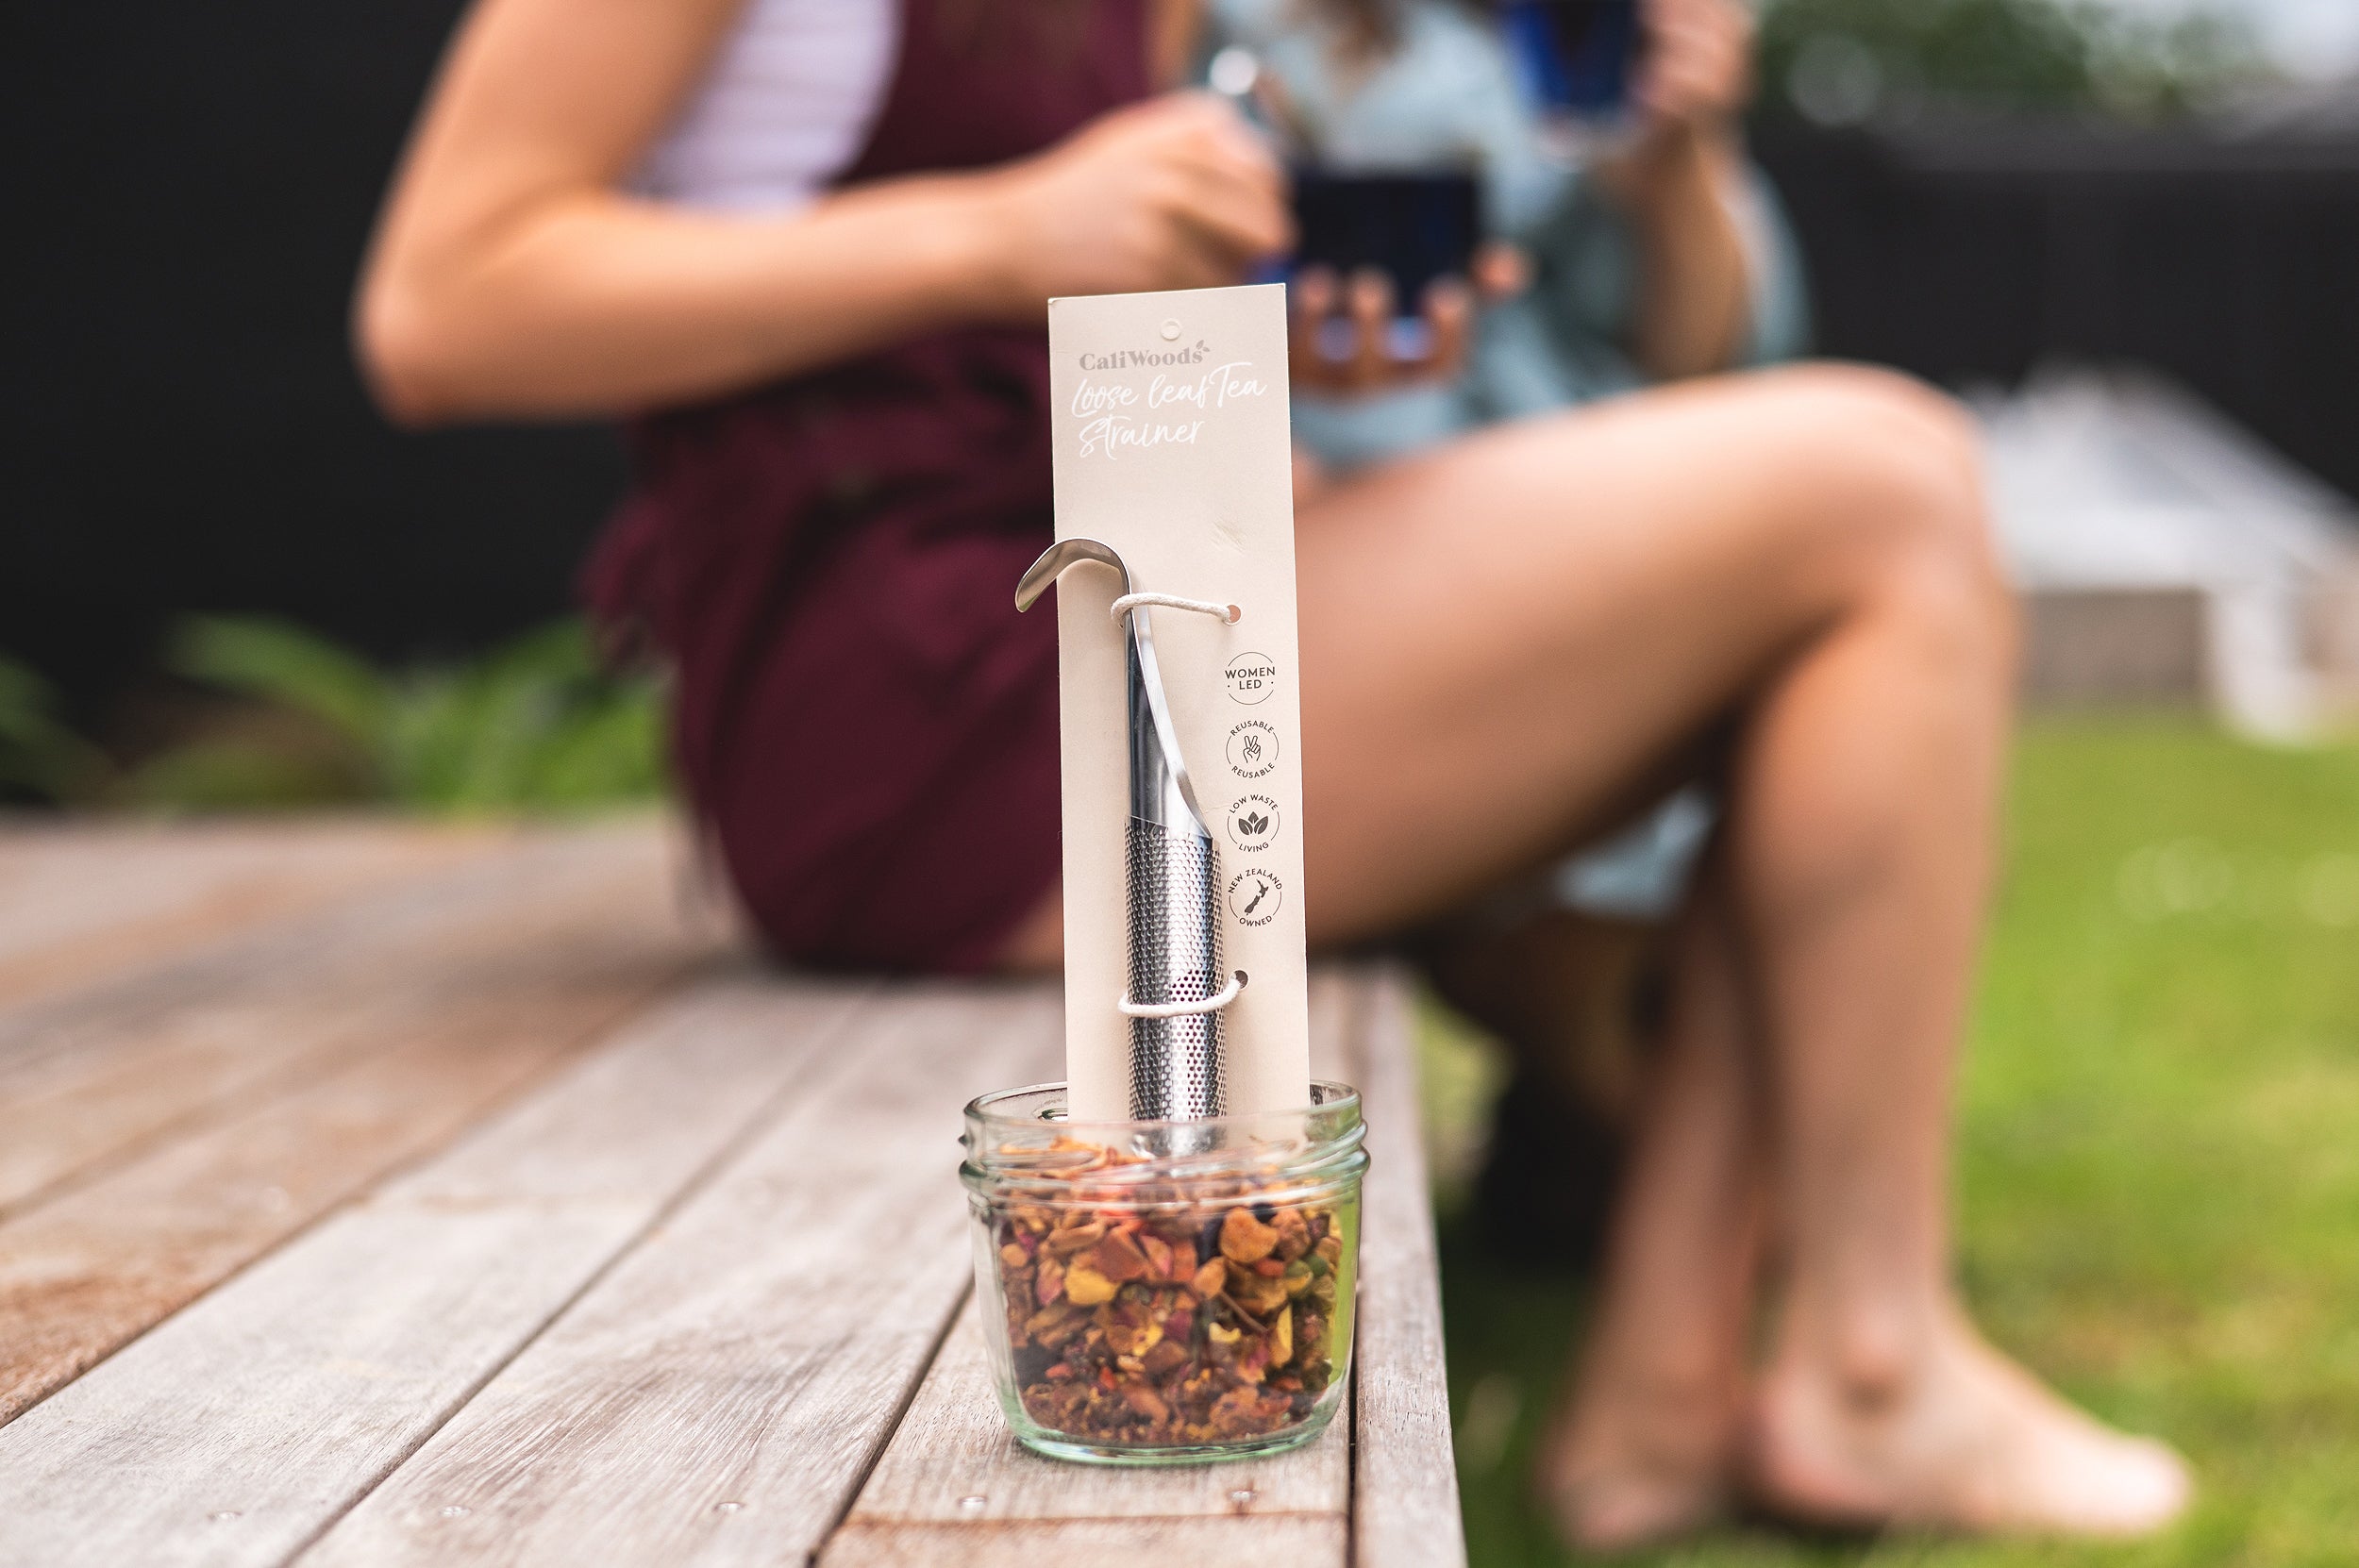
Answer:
[1125,817,1226,1121]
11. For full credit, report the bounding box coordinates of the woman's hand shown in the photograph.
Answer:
[980,93,1293,309]
[1630,0,1754,147]
[1287,243,1524,396]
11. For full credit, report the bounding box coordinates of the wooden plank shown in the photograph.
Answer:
[301,983,1062,1568]
[0,819,678,1075]
[0,976,872,1568]
[0,829,711,1425]
[823,1517,1347,1566]
[0,993,406,1221]
[1349,965,1467,1568]
[817,968,1369,1566]
[0,819,498,1013]
[0,823,697,1221]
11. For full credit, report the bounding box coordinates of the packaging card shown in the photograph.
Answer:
[1046,283,1310,1120]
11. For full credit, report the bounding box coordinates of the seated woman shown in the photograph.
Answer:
[357,0,2189,1547]
[1215,0,1807,1159]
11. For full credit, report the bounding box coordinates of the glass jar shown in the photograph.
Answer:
[960,1081,1367,1464]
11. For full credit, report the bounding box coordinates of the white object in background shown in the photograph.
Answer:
[1975,365,2359,738]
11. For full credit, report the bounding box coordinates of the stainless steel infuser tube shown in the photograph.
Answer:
[1017,539,1228,1121]
[1122,628,1226,1121]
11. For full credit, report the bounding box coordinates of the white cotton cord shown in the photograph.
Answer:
[1111,592,1241,626]
[1118,969,1247,1019]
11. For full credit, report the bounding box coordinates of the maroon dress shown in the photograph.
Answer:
[587,1,1147,974]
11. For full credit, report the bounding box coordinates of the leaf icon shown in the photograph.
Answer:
[1239,811,1268,836]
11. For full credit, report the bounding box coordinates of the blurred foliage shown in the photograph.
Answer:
[0,655,110,804]
[124,617,667,814]
[1433,718,2359,1566]
[1757,0,2273,126]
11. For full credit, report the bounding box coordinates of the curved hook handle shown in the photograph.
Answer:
[1015,537,1129,613]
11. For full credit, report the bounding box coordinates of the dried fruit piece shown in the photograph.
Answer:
[1271,1306,1294,1366]
[1230,1269,1289,1316]
[1045,1220,1109,1257]
[1063,1263,1116,1306]
[1273,1209,1312,1262]
[1220,1209,1280,1264]
[1090,1229,1149,1283]
[1191,1257,1228,1298]
[1141,1339,1191,1380]
[1035,1256,1065,1307]
[1208,1385,1291,1437]
[1026,1301,1085,1346]
[1103,1307,1163,1357]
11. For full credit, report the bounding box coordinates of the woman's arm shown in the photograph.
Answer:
[1602,126,1753,382]
[1593,0,1756,382]
[358,0,1288,425]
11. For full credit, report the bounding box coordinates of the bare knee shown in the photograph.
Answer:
[1760,366,1985,546]
[1760,364,2016,679]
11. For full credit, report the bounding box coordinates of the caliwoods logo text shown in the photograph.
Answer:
[1078,340,1212,371]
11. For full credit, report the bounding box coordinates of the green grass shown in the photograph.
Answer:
[1431,718,2359,1567]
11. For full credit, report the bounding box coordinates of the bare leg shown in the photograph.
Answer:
[1540,859,1766,1549]
[1715,436,2185,1536]
[1290,366,2184,1537]
[1743,597,2191,1531]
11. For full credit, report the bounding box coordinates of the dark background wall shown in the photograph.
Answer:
[1754,121,2359,505]
[1,1,624,717]
[7,3,2357,720]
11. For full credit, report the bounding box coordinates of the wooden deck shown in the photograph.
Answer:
[0,817,1464,1567]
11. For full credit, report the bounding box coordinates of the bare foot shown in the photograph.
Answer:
[1750,1306,2191,1538]
[1536,1373,1739,1553]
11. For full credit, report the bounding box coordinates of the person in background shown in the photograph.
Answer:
[1217,0,1808,476]
[357,0,2190,1549]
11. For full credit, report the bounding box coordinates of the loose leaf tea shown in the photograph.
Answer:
[983,1136,1352,1448]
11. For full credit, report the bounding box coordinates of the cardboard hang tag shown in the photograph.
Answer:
[1045,282,1310,1122]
